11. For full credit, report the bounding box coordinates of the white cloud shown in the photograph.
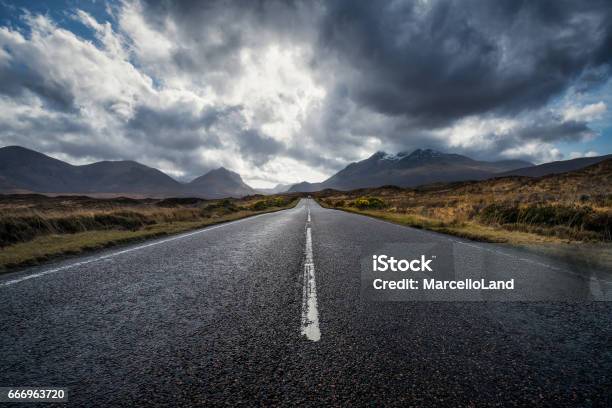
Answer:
[428,109,595,163]
[433,116,518,150]
[242,156,330,187]
[502,142,563,163]
[569,150,599,159]
[117,1,174,68]
[562,101,607,122]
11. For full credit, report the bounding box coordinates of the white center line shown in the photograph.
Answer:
[0,211,275,288]
[300,206,320,341]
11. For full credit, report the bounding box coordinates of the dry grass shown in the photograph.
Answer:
[316,159,612,248]
[0,194,299,272]
[336,207,564,245]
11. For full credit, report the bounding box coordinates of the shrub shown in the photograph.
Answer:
[248,197,291,211]
[156,197,204,207]
[354,197,371,209]
[354,196,387,210]
[480,204,594,227]
[93,211,153,230]
[269,197,289,207]
[0,216,44,247]
[479,203,611,240]
[250,200,268,211]
[202,199,240,215]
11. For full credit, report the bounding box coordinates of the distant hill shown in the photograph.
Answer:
[289,149,532,192]
[319,159,612,204]
[79,161,182,195]
[186,167,256,198]
[0,146,82,193]
[0,146,255,198]
[496,154,612,178]
[256,183,292,195]
[288,181,322,193]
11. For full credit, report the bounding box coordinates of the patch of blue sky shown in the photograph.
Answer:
[0,0,117,42]
[549,76,612,158]
[0,1,164,89]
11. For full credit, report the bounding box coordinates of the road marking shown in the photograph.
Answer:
[301,207,320,341]
[0,211,277,288]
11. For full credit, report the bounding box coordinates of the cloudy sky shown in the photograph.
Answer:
[0,0,611,187]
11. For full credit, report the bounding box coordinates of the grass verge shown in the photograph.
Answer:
[330,205,564,244]
[0,201,297,273]
[320,202,612,271]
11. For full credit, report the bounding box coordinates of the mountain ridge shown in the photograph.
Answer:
[496,154,612,178]
[0,146,255,198]
[256,183,293,195]
[289,149,533,192]
[4,145,610,197]
[186,167,256,198]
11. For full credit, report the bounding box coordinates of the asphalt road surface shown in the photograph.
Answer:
[1,199,611,407]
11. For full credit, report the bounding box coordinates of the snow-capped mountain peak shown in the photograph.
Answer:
[407,148,444,159]
[380,152,404,161]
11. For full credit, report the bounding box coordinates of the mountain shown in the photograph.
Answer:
[256,183,292,195]
[289,149,532,192]
[496,154,612,178]
[0,146,254,198]
[288,181,322,193]
[0,145,81,193]
[79,161,182,195]
[186,167,256,198]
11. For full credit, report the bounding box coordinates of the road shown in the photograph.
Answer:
[1,199,611,406]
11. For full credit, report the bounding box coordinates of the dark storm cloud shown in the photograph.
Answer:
[125,103,288,177]
[0,112,90,136]
[125,104,244,150]
[286,145,350,171]
[515,120,593,143]
[137,0,319,85]
[49,140,126,161]
[317,0,612,126]
[140,0,315,41]
[236,129,284,166]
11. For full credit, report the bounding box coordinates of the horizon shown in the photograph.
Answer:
[0,1,611,188]
[3,143,609,189]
